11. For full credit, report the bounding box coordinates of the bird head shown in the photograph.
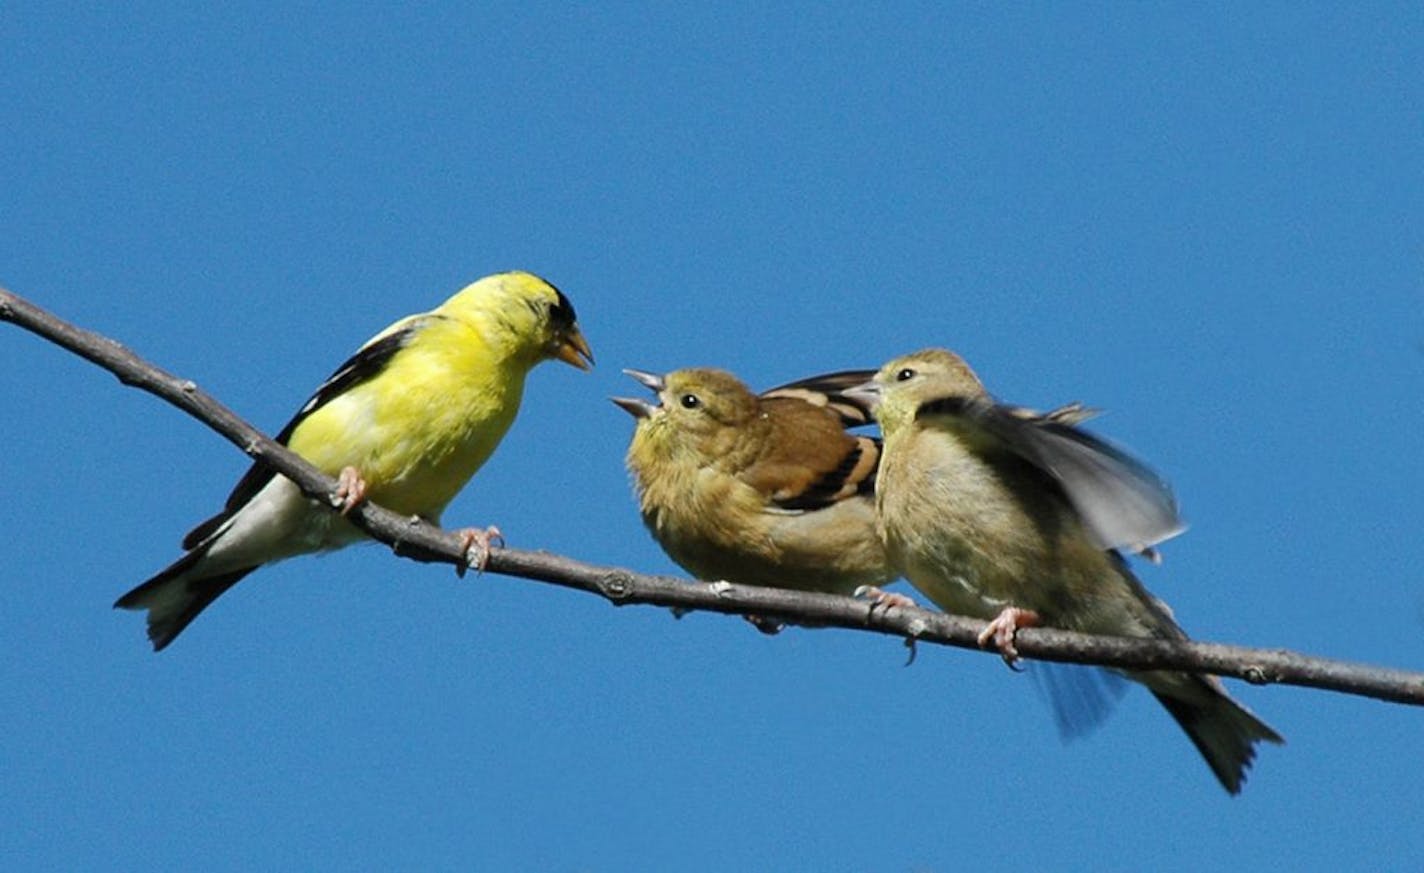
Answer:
[613,367,760,463]
[440,271,594,371]
[846,348,986,434]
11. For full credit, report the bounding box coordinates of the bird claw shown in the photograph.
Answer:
[976,606,1040,667]
[744,614,784,635]
[334,466,368,515]
[854,585,919,612]
[455,525,504,578]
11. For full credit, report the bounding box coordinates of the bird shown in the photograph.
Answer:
[844,347,1281,794]
[613,366,1095,606]
[115,271,594,651]
[612,366,895,598]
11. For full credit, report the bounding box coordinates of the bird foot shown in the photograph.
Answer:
[456,525,504,578]
[334,466,368,515]
[743,614,784,635]
[854,585,919,611]
[977,606,1040,665]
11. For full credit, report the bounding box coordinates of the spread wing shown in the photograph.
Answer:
[764,369,1098,429]
[917,396,1185,553]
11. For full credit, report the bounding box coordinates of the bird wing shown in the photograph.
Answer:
[180,314,438,549]
[760,369,880,428]
[765,369,1099,429]
[739,396,881,514]
[917,396,1185,553]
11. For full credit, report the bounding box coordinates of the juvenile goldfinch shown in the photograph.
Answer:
[848,348,1281,794]
[613,367,893,596]
[116,271,593,651]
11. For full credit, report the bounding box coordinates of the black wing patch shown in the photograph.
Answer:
[916,396,1184,553]
[770,436,881,512]
[761,369,879,428]
[180,318,430,549]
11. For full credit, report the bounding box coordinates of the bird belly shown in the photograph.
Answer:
[639,469,889,593]
[879,428,1050,619]
[288,354,523,522]
[756,498,893,593]
[201,476,364,575]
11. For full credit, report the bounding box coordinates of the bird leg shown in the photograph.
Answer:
[977,606,1041,665]
[334,466,369,515]
[455,525,505,578]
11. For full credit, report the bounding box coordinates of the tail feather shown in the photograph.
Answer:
[1152,686,1284,795]
[115,548,255,651]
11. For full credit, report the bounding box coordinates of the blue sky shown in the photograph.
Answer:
[3,4,1421,870]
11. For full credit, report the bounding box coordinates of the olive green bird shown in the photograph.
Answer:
[613,365,1099,604]
[613,367,894,596]
[844,348,1281,794]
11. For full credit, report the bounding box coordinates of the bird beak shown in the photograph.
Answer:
[611,368,667,419]
[610,396,658,419]
[553,326,595,370]
[841,379,883,411]
[622,368,665,392]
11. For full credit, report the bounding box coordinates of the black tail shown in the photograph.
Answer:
[115,548,255,651]
[1153,688,1284,794]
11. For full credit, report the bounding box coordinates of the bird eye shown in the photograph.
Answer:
[895,368,916,382]
[680,394,700,409]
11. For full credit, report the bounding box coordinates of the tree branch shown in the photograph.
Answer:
[5,286,1422,706]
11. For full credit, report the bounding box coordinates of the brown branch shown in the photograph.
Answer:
[5,286,1423,706]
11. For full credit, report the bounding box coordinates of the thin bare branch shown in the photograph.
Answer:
[4,286,1422,706]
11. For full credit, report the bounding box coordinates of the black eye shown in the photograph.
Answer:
[895,368,916,382]
[680,394,701,409]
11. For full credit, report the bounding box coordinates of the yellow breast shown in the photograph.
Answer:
[286,317,527,522]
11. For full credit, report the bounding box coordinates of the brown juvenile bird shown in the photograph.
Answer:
[845,348,1282,794]
[613,367,895,597]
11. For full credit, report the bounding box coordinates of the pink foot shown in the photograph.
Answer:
[977,606,1041,664]
[455,525,505,577]
[334,466,368,516]
[854,585,919,611]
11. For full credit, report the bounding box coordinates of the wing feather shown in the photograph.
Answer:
[760,369,879,427]
[181,316,433,549]
[917,396,1185,553]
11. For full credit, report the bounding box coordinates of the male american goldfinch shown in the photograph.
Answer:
[846,348,1281,794]
[612,367,893,596]
[116,271,593,651]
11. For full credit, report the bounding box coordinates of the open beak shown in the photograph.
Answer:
[622,368,665,392]
[610,396,658,419]
[610,368,666,419]
[552,325,595,371]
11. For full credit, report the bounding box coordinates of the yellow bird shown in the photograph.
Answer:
[613,367,893,596]
[116,271,593,650]
[846,348,1281,794]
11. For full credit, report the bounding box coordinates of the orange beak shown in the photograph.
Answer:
[553,325,595,370]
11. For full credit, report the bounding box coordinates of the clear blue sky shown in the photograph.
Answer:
[3,5,1421,871]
